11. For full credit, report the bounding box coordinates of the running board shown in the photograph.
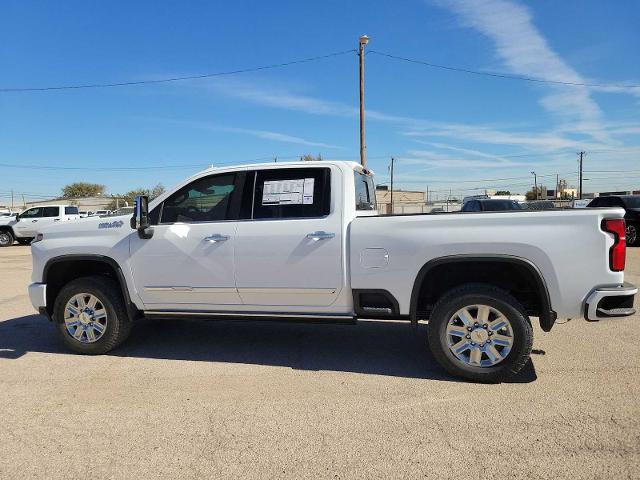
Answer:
[143,310,357,324]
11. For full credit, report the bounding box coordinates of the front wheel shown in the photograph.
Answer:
[53,276,132,354]
[427,284,533,383]
[0,230,14,247]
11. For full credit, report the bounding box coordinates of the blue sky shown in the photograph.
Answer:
[1,0,639,203]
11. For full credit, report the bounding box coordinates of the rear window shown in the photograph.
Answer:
[354,171,376,211]
[253,168,331,219]
[623,197,640,208]
[42,206,60,217]
[65,206,79,215]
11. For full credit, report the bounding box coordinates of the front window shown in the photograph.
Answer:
[20,208,43,218]
[354,171,376,211]
[160,173,241,223]
[65,206,79,215]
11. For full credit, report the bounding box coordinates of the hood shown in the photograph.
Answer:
[39,214,132,240]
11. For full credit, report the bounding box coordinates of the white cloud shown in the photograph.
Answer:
[148,117,343,149]
[432,0,610,141]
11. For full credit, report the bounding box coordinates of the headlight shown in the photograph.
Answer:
[31,233,44,244]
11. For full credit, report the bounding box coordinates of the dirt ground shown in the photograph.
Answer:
[0,245,639,479]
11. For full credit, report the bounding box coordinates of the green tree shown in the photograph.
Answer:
[495,190,511,196]
[61,182,106,198]
[107,184,165,211]
[300,153,323,162]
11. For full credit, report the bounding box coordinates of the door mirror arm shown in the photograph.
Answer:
[131,195,154,239]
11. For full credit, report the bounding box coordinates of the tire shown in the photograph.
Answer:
[16,237,33,246]
[427,283,533,383]
[0,229,14,247]
[627,223,638,247]
[53,276,133,354]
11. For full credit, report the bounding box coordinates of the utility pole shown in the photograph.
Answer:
[11,190,14,210]
[358,35,369,167]
[556,174,559,200]
[426,185,429,204]
[389,157,395,214]
[274,156,277,163]
[531,171,538,200]
[578,151,585,200]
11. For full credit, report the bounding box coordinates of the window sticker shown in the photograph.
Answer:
[262,178,314,205]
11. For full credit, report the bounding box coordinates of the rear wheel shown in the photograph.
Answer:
[0,230,14,247]
[627,223,638,246]
[427,284,533,383]
[53,276,132,354]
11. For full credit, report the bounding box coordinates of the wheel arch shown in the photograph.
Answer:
[410,254,556,332]
[43,254,139,321]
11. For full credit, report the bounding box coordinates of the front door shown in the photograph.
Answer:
[234,167,344,308]
[129,171,246,310]
[14,206,60,237]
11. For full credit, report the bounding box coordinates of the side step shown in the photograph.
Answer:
[144,310,357,324]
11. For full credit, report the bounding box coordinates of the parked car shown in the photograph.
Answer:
[112,207,134,216]
[587,195,640,246]
[27,161,636,382]
[78,211,94,218]
[0,205,80,247]
[461,198,522,212]
[94,210,112,216]
[520,200,556,210]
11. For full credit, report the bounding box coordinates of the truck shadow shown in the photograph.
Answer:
[0,314,537,383]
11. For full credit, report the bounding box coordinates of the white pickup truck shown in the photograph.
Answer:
[0,204,80,247]
[27,161,637,382]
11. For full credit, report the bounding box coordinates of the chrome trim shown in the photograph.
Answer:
[144,286,238,293]
[144,310,353,320]
[585,283,638,321]
[238,287,337,295]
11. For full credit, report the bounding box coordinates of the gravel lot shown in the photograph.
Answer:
[0,245,639,479]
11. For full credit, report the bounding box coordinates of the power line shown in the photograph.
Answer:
[0,50,356,93]
[368,50,640,89]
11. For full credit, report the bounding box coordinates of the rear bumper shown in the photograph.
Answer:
[28,282,46,311]
[584,282,637,321]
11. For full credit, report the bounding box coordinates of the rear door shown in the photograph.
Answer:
[234,166,344,308]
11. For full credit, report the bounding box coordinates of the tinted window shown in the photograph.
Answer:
[463,201,480,212]
[160,173,242,223]
[65,206,79,215]
[482,200,521,211]
[42,207,60,217]
[253,168,330,219]
[623,196,640,208]
[354,171,376,210]
[20,208,43,218]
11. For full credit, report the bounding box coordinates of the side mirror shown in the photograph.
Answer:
[131,195,153,239]
[14,213,20,222]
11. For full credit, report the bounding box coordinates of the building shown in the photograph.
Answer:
[375,187,426,214]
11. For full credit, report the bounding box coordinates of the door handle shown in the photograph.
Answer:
[204,234,230,243]
[307,231,335,240]
[32,220,38,223]
[54,219,60,222]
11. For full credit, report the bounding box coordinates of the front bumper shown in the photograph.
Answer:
[585,282,637,321]
[28,282,46,311]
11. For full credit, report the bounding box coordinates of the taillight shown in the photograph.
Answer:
[602,218,626,271]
